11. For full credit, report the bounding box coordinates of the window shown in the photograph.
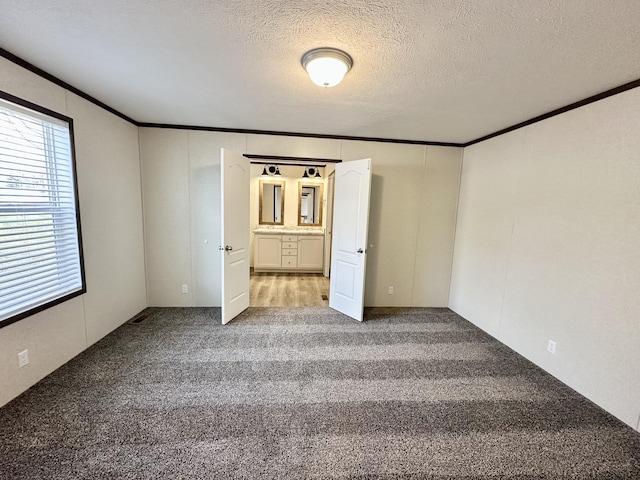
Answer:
[0,92,85,327]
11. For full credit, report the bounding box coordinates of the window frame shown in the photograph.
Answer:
[0,90,86,329]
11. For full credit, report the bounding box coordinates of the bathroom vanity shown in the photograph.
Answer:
[253,229,324,272]
[254,174,325,272]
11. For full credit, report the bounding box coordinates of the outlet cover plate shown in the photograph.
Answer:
[18,349,29,368]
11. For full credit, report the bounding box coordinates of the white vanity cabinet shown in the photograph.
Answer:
[297,235,324,270]
[281,234,298,268]
[253,232,324,272]
[254,235,281,269]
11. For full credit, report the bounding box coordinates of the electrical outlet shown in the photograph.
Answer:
[181,284,189,294]
[388,286,394,295]
[547,340,557,355]
[18,349,29,368]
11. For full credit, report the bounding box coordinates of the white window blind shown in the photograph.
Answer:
[0,95,84,325]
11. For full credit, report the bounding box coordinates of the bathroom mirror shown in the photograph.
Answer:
[259,180,285,225]
[298,181,323,226]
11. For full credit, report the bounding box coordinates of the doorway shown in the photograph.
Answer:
[222,150,371,323]
[249,272,329,306]
[249,163,334,307]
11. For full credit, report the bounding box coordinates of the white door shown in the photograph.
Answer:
[220,148,250,324]
[329,158,372,321]
[323,172,335,277]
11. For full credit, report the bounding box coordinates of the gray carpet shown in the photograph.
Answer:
[1,307,639,479]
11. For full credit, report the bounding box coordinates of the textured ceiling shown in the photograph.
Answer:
[1,0,639,143]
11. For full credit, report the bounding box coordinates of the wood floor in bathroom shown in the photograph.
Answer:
[249,272,330,307]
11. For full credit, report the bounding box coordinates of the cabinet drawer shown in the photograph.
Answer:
[282,249,297,256]
[282,241,297,250]
[281,256,297,267]
[282,235,298,242]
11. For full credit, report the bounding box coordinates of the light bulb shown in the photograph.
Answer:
[306,57,349,87]
[302,48,353,88]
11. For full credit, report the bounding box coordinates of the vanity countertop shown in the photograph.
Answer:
[254,227,324,235]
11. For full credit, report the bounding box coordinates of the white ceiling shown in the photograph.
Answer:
[1,0,639,144]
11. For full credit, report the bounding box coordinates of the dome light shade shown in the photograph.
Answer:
[302,48,352,87]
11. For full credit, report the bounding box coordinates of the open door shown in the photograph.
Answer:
[323,171,335,277]
[329,158,372,321]
[220,148,250,324]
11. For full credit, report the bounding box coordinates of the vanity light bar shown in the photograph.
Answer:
[251,161,327,168]
[244,154,342,163]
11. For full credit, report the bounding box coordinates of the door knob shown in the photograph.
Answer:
[357,248,364,253]
[225,245,233,251]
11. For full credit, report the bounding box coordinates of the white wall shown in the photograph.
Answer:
[140,130,462,307]
[341,142,462,307]
[450,87,640,431]
[140,130,246,307]
[0,58,147,407]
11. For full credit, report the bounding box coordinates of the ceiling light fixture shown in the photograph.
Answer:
[301,48,353,88]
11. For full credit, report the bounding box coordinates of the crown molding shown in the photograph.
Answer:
[464,78,640,147]
[3,47,639,149]
[136,122,461,147]
[0,47,137,124]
